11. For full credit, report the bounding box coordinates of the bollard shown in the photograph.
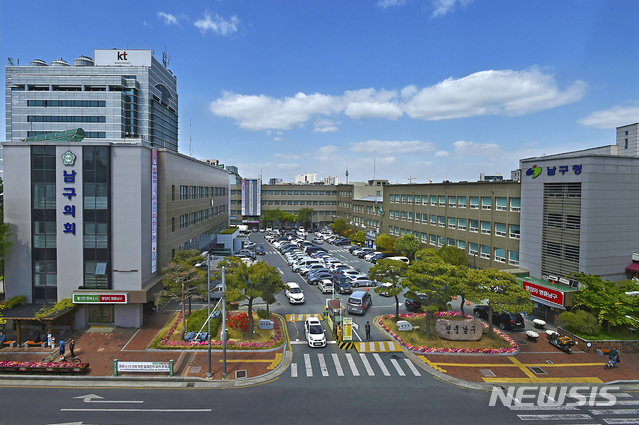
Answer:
[113,359,118,377]
[169,359,174,377]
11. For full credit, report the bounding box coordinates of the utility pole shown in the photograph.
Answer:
[206,256,212,379]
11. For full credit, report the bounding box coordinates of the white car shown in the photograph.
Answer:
[364,251,382,261]
[285,282,305,304]
[318,279,334,294]
[304,317,326,348]
[349,276,374,288]
[378,282,393,296]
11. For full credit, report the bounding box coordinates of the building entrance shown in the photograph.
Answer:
[88,305,114,324]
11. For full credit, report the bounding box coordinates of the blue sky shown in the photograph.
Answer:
[2,0,638,184]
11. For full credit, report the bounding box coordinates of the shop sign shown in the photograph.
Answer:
[73,293,128,304]
[117,362,170,372]
[343,317,353,341]
[522,281,564,306]
[526,164,582,178]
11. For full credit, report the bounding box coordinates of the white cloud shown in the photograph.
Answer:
[350,140,436,155]
[404,69,587,120]
[210,92,341,130]
[314,145,340,161]
[434,150,449,157]
[210,69,587,130]
[157,11,178,26]
[273,153,300,159]
[578,105,639,129]
[431,0,474,18]
[194,12,240,37]
[452,140,504,157]
[377,0,407,9]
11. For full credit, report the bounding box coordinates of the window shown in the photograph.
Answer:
[430,234,437,245]
[547,213,563,228]
[495,248,506,263]
[470,196,479,209]
[510,197,521,212]
[180,185,188,200]
[407,195,413,203]
[457,240,466,250]
[438,216,445,227]
[430,215,436,225]
[481,221,491,235]
[422,233,428,243]
[480,245,491,259]
[448,196,456,208]
[415,195,421,204]
[508,250,519,266]
[447,238,455,246]
[495,222,507,237]
[566,215,581,230]
[408,212,413,221]
[509,224,520,239]
[415,213,421,223]
[401,211,407,221]
[458,196,467,208]
[438,236,445,247]
[197,186,203,198]
[402,194,407,204]
[470,220,479,233]
[431,195,437,206]
[481,197,492,210]
[495,197,507,211]
[189,186,196,199]
[448,217,456,229]
[439,195,446,206]
[469,243,478,255]
[457,218,466,230]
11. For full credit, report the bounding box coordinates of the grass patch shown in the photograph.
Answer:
[381,315,512,351]
[563,325,639,341]
[149,312,181,349]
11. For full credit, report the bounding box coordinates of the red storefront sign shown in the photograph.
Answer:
[522,281,564,307]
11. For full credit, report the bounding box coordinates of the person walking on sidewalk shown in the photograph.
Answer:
[365,321,371,341]
[0,331,6,349]
[58,338,66,361]
[69,337,75,359]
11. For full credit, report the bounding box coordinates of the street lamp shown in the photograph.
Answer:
[206,256,212,379]
[222,266,228,379]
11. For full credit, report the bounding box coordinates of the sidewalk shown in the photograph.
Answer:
[0,308,286,385]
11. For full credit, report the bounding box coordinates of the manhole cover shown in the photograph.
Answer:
[235,370,248,379]
[480,369,496,377]
[530,366,546,374]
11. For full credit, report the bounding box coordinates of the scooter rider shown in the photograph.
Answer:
[608,348,620,365]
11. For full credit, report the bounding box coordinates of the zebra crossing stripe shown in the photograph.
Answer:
[390,358,405,376]
[291,362,298,378]
[404,358,421,376]
[318,353,329,377]
[345,353,360,377]
[369,342,375,352]
[378,342,387,352]
[332,353,344,376]
[304,353,313,377]
[373,353,391,376]
[359,353,375,376]
[590,409,639,416]
[517,414,592,421]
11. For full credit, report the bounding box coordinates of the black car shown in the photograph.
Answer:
[405,295,429,312]
[369,253,388,263]
[334,238,351,246]
[307,272,333,285]
[357,249,374,258]
[334,277,353,294]
[473,305,525,330]
[348,245,363,254]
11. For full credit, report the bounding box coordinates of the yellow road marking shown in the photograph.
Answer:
[509,357,536,379]
[483,377,604,384]
[425,361,605,368]
[417,355,447,373]
[267,352,283,370]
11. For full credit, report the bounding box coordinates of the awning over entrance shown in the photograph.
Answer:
[626,262,639,273]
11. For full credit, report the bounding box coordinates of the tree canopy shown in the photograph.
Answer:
[393,234,420,259]
[374,233,395,253]
[297,208,313,229]
[351,230,366,246]
[370,259,409,319]
[331,219,348,235]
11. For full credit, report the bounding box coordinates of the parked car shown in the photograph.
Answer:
[349,276,374,288]
[349,245,363,254]
[334,277,353,294]
[284,282,305,304]
[473,305,525,330]
[307,272,333,285]
[318,279,334,294]
[378,282,393,297]
[357,249,375,259]
[335,238,351,246]
[255,245,265,255]
[364,251,381,261]
[304,317,326,348]
[312,238,324,244]
[347,291,372,315]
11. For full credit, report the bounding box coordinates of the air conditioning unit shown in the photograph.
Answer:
[548,275,559,282]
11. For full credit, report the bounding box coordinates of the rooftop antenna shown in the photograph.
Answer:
[345,168,349,184]
[162,45,171,68]
[189,117,192,156]
[7,58,14,66]
[408,176,417,183]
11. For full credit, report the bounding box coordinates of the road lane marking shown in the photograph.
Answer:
[304,353,313,377]
[517,414,592,421]
[390,358,405,376]
[508,405,579,411]
[291,362,298,378]
[318,353,329,377]
[372,353,390,376]
[345,353,359,377]
[61,409,212,412]
[404,358,421,376]
[332,353,344,376]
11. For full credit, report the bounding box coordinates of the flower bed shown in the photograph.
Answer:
[0,360,89,374]
[378,311,519,354]
[159,312,284,350]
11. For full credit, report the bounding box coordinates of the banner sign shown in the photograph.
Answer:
[73,293,128,304]
[117,362,170,372]
[522,281,564,307]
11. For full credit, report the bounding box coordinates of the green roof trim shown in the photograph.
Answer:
[24,128,86,143]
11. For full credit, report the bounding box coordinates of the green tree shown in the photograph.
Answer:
[403,257,456,338]
[393,234,420,259]
[374,233,395,253]
[297,208,313,230]
[433,246,471,314]
[415,247,439,262]
[262,209,282,228]
[280,212,298,228]
[331,219,348,235]
[352,230,366,246]
[437,245,468,267]
[370,259,409,319]
[467,268,533,338]
[571,273,638,333]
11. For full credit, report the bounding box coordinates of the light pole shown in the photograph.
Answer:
[221,266,228,379]
[206,256,212,379]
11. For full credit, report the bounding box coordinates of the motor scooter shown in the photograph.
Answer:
[604,358,619,370]
[546,330,574,353]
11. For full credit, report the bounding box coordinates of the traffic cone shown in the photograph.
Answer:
[366,283,369,291]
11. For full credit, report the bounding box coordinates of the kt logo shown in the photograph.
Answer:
[117,51,128,61]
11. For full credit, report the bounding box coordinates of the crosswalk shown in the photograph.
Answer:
[290,351,422,378]
[356,341,402,352]
[286,313,322,322]
[508,390,639,424]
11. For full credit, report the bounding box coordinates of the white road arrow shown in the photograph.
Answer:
[74,394,143,404]
[352,322,359,330]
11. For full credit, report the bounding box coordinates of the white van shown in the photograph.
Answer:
[386,256,410,265]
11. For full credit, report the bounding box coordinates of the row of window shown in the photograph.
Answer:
[28,131,106,138]
[230,210,336,217]
[27,100,106,107]
[353,217,380,228]
[255,200,337,206]
[178,185,227,200]
[177,205,227,230]
[388,194,521,211]
[27,115,106,123]
[388,226,520,266]
[386,211,520,238]
[231,189,337,196]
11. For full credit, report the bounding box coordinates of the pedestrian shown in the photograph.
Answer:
[69,337,75,359]
[365,321,371,341]
[58,338,66,361]
[0,331,6,349]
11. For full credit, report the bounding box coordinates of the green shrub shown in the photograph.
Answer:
[256,309,270,320]
[4,295,26,309]
[186,308,222,335]
[559,310,601,335]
